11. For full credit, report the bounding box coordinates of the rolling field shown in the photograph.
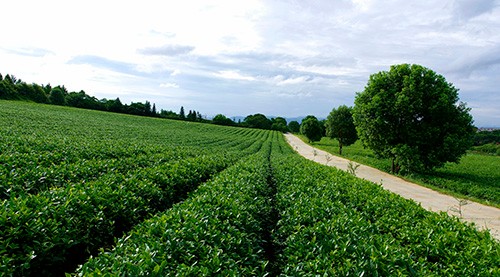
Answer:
[306,136,500,207]
[1,101,499,276]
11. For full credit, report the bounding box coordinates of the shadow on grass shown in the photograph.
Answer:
[413,170,500,204]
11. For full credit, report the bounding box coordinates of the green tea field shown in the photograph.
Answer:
[1,101,499,276]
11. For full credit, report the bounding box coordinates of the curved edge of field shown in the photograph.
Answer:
[284,133,500,241]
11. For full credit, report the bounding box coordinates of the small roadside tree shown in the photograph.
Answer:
[288,120,300,133]
[319,119,327,137]
[300,116,323,143]
[353,64,475,174]
[325,105,357,155]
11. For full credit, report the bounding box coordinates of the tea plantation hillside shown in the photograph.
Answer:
[1,101,499,276]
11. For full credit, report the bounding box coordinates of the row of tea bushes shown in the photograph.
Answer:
[76,143,278,276]
[271,153,500,276]
[1,151,197,199]
[0,151,248,276]
[1,129,268,199]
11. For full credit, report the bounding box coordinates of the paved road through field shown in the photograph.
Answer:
[284,133,500,241]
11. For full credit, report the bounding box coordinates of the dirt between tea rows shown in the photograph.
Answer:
[284,133,500,241]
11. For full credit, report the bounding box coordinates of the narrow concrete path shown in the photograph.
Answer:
[285,133,500,240]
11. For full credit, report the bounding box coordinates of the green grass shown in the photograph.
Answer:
[299,135,500,207]
[471,143,500,156]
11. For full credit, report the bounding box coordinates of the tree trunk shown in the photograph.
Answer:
[391,157,400,174]
[339,142,343,155]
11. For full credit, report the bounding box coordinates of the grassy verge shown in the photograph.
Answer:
[296,135,500,208]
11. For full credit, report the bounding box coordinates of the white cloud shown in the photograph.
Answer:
[283,63,366,77]
[277,90,313,98]
[352,0,373,12]
[273,75,311,86]
[160,83,180,89]
[213,70,256,81]
[138,45,195,56]
[170,69,181,76]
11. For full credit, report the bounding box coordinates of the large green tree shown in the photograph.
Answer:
[353,64,475,173]
[325,105,357,155]
[300,115,323,143]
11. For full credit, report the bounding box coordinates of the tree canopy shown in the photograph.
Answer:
[353,64,475,173]
[288,121,300,133]
[474,129,500,146]
[271,117,288,132]
[243,114,272,130]
[49,86,67,106]
[212,114,235,126]
[325,105,357,155]
[300,115,323,142]
[179,106,186,119]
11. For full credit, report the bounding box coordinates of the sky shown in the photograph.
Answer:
[1,0,499,127]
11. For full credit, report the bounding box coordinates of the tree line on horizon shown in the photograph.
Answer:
[0,73,164,118]
[0,72,303,132]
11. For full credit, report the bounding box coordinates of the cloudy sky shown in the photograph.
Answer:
[1,0,499,126]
